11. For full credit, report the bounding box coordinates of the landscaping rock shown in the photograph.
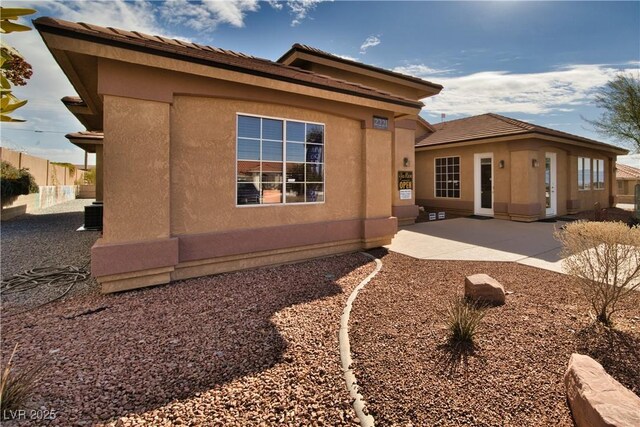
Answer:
[565,353,640,427]
[464,273,505,305]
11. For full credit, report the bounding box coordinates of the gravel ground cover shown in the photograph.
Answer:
[350,250,640,427]
[1,199,100,311]
[1,252,374,426]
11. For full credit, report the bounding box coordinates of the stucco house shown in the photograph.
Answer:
[35,17,442,293]
[415,114,628,221]
[616,163,640,205]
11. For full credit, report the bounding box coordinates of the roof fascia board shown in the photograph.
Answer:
[279,47,443,94]
[283,51,439,96]
[416,132,628,155]
[36,26,421,113]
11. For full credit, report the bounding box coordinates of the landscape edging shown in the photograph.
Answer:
[338,251,382,427]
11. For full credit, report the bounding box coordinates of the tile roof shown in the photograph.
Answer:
[65,131,104,140]
[616,163,640,180]
[34,17,423,109]
[279,43,443,91]
[415,113,628,153]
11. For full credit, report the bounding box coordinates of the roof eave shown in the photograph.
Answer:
[416,131,630,155]
[279,45,444,93]
[34,18,423,111]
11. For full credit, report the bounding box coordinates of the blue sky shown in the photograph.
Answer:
[2,0,639,164]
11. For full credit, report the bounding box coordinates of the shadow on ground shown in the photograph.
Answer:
[576,324,640,394]
[1,254,369,424]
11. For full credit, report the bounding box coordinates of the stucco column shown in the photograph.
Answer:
[95,145,104,203]
[92,95,178,293]
[391,119,419,225]
[508,150,541,221]
[362,127,397,248]
[567,153,580,213]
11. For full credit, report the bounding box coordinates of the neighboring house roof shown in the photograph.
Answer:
[417,116,437,133]
[415,113,628,154]
[278,43,443,92]
[33,17,423,109]
[616,163,640,180]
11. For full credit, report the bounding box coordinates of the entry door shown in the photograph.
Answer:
[545,152,557,217]
[474,153,493,216]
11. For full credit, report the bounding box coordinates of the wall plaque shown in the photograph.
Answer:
[373,116,389,130]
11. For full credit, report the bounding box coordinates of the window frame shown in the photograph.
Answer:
[593,158,605,190]
[578,157,591,191]
[235,112,326,207]
[433,156,461,199]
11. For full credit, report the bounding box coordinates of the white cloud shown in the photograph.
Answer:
[33,0,164,35]
[266,0,284,10]
[335,54,360,62]
[359,35,380,54]
[284,0,329,26]
[393,64,452,76]
[160,0,260,31]
[417,64,639,117]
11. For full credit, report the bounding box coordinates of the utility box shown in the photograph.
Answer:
[84,202,103,230]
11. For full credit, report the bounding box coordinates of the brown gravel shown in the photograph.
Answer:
[349,250,640,427]
[1,253,375,426]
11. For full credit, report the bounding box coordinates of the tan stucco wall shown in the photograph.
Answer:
[392,127,417,207]
[169,96,365,235]
[363,128,393,219]
[102,95,171,242]
[416,141,511,215]
[415,138,617,221]
[305,62,422,100]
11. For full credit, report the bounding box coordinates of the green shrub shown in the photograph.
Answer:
[0,345,43,417]
[1,161,38,207]
[555,221,640,326]
[445,296,487,343]
[83,168,96,185]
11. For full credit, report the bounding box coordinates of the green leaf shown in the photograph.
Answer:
[1,20,32,33]
[1,73,10,89]
[0,8,37,20]
[1,113,26,122]
[1,98,27,114]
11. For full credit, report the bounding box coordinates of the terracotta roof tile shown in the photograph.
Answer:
[65,131,104,140]
[616,163,640,180]
[33,17,424,110]
[415,113,627,154]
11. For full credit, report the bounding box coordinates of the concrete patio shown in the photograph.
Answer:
[386,217,568,273]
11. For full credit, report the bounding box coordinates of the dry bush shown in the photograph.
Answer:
[0,345,43,417]
[445,296,487,343]
[555,221,640,326]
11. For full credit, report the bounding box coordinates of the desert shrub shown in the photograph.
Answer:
[556,221,640,326]
[0,345,43,417]
[83,168,96,185]
[445,296,487,343]
[1,161,38,207]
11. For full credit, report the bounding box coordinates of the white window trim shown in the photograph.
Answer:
[434,156,461,199]
[593,158,605,190]
[578,157,591,191]
[235,112,326,207]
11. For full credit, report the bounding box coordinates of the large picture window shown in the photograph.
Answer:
[237,114,325,205]
[435,156,460,198]
[593,159,605,189]
[578,157,591,190]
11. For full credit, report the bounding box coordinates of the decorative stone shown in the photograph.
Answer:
[464,274,505,305]
[565,353,640,427]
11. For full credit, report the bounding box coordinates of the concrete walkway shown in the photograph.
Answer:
[386,217,567,273]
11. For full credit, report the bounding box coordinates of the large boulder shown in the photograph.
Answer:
[565,353,640,427]
[464,274,505,305]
